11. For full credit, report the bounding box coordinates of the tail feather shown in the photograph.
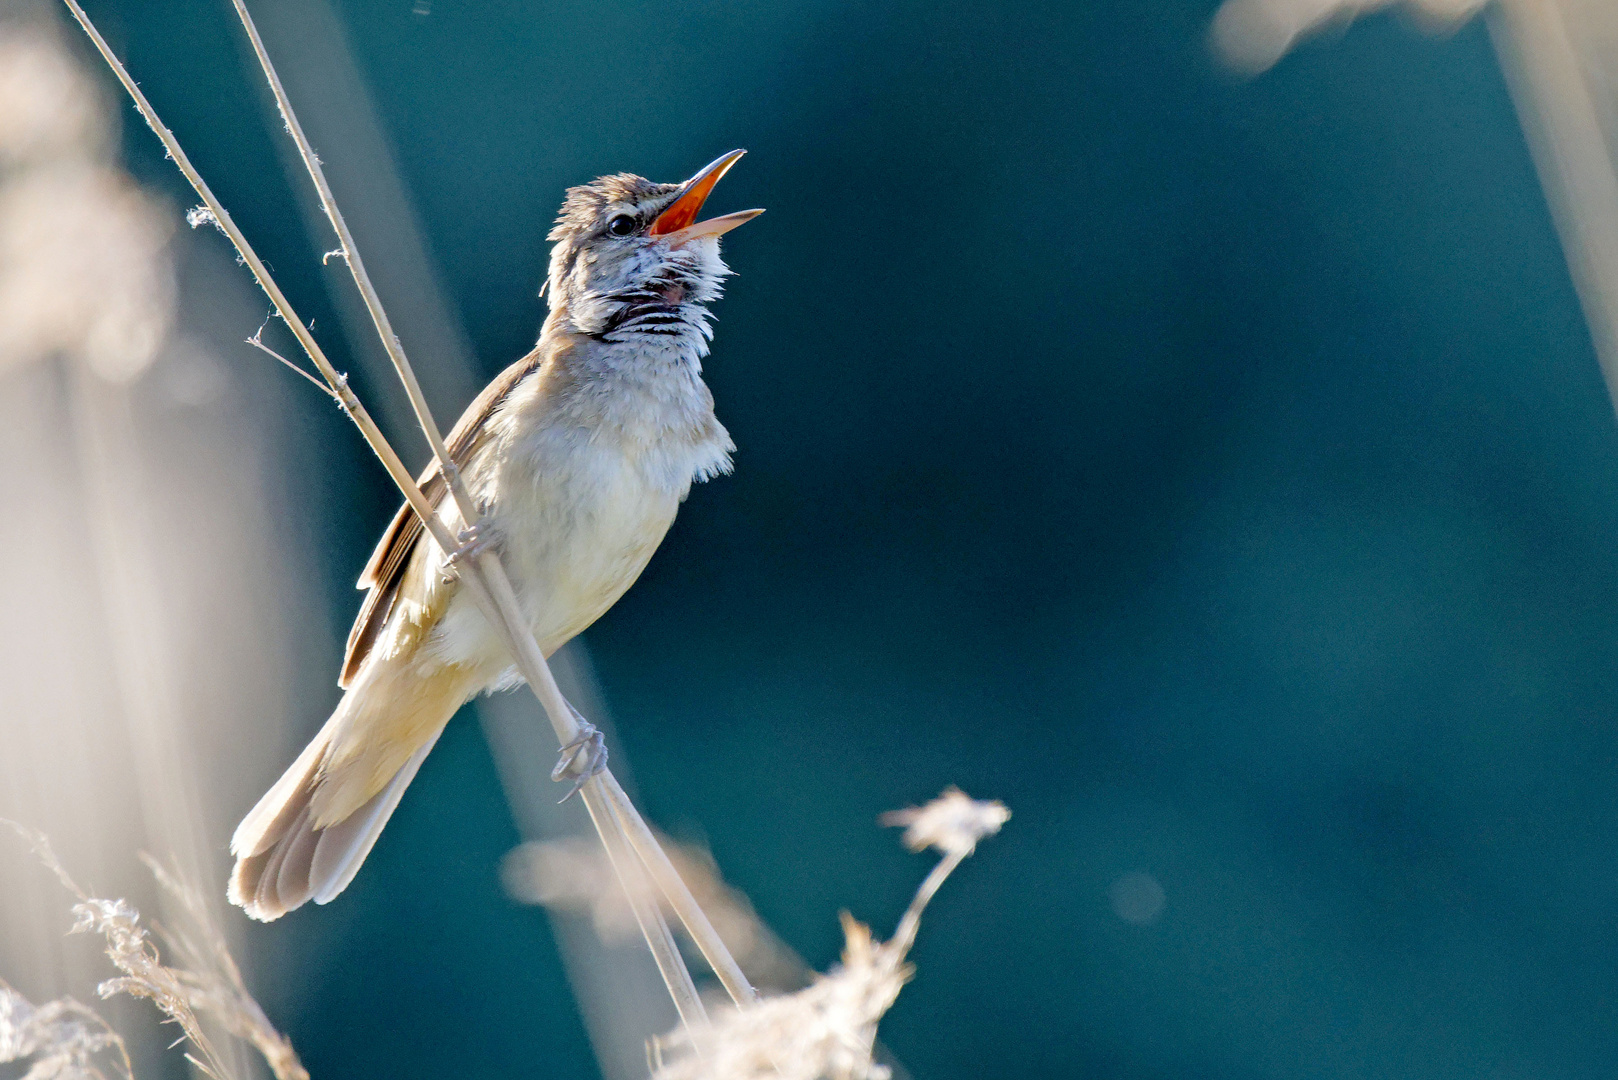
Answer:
[231,652,480,921]
[231,724,330,860]
[229,725,445,922]
[311,732,439,904]
[248,810,304,916]
[270,805,319,907]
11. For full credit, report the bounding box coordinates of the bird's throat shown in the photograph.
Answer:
[594,287,708,345]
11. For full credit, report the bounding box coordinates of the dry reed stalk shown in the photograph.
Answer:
[0,978,132,1080]
[139,856,307,1080]
[596,791,708,1032]
[58,0,753,1034]
[4,822,306,1080]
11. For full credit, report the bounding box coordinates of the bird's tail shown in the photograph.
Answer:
[227,720,442,922]
[227,661,475,921]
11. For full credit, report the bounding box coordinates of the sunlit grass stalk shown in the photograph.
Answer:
[58,0,752,1032]
[0,977,133,1080]
[140,855,307,1080]
[3,821,307,1080]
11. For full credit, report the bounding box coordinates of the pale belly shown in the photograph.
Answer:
[423,447,682,681]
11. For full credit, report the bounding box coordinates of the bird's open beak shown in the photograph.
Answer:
[648,149,764,245]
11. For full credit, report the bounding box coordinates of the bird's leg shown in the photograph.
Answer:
[441,515,497,581]
[551,700,609,803]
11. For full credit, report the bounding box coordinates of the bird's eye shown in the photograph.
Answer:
[607,214,637,237]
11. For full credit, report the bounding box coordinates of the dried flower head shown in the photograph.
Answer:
[652,914,907,1080]
[652,788,1009,1080]
[4,822,306,1080]
[879,787,1011,858]
[0,980,131,1080]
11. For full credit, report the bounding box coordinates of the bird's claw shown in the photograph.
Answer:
[442,519,496,580]
[551,721,608,803]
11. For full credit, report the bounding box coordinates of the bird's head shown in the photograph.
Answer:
[544,150,763,342]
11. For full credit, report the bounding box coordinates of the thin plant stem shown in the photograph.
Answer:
[890,851,966,957]
[227,0,474,526]
[226,0,757,1009]
[601,772,757,1005]
[246,323,342,401]
[56,0,439,555]
[592,789,709,1036]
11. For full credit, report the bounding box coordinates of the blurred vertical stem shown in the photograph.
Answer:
[59,0,754,1032]
[1489,0,1618,418]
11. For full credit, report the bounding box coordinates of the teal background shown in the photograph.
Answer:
[71,2,1618,1078]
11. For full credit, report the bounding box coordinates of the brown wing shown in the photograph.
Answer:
[339,347,547,688]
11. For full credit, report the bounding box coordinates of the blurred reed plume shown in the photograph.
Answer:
[6,822,306,1080]
[0,15,170,379]
[1210,0,1618,420]
[0,979,131,1080]
[645,789,1009,1080]
[503,830,811,995]
[1209,0,1487,75]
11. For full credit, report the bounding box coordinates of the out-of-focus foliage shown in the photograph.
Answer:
[0,979,129,1080]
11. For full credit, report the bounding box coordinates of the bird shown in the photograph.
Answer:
[228,151,763,921]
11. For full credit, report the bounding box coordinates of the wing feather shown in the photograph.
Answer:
[338,347,547,688]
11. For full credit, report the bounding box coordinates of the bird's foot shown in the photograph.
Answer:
[442,519,496,580]
[551,716,608,803]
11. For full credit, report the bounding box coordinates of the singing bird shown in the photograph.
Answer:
[229,152,763,921]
